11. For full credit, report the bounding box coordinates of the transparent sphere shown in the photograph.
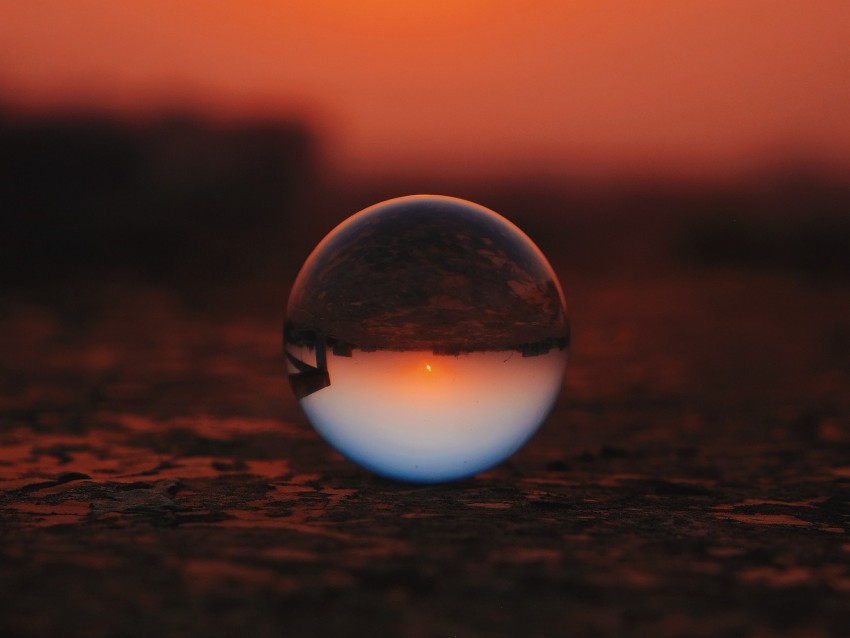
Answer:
[284,195,569,483]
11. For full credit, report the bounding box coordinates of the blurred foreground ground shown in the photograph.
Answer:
[2,263,850,638]
[2,114,850,637]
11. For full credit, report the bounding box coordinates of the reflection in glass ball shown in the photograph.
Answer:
[285,195,569,483]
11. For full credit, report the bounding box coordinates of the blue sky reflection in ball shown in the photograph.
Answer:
[284,195,569,483]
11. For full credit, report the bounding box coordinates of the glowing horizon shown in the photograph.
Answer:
[5,1,846,178]
[298,348,567,482]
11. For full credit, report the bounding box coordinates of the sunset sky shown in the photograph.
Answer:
[2,1,848,178]
[299,348,566,482]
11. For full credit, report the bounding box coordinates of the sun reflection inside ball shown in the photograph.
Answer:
[284,195,569,483]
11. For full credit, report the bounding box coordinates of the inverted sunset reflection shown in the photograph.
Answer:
[293,348,566,483]
[285,195,569,482]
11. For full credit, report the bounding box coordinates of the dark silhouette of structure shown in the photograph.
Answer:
[0,110,317,287]
[284,326,331,400]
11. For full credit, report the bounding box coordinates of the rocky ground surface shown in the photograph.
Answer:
[2,268,850,638]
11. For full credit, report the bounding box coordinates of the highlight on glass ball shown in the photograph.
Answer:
[284,195,570,483]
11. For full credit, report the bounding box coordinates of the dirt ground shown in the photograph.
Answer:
[2,265,850,638]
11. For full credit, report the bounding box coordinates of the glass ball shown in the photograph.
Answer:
[285,195,569,483]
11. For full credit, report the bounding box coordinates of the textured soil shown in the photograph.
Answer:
[2,268,850,638]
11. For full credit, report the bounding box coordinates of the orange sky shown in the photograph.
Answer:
[1,1,848,178]
[296,347,566,482]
